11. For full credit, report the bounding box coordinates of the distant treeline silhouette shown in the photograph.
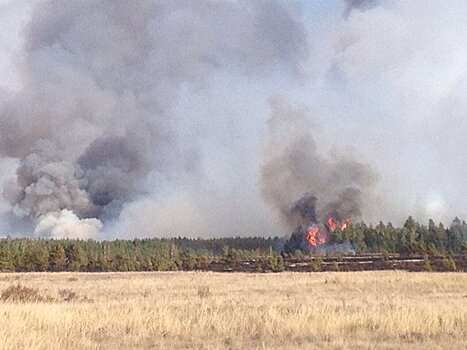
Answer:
[0,217,466,272]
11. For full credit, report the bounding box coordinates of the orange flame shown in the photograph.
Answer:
[340,218,351,230]
[327,217,351,232]
[306,226,319,246]
[306,218,351,247]
[306,225,328,247]
[327,217,338,232]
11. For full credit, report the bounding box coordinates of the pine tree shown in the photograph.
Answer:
[66,244,87,271]
[112,253,130,271]
[19,243,49,272]
[95,253,109,272]
[423,255,432,272]
[0,248,14,272]
[49,245,67,271]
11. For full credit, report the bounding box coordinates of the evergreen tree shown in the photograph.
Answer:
[0,248,14,272]
[18,242,49,272]
[66,244,87,271]
[49,245,67,271]
[112,253,130,271]
[448,218,463,252]
[97,253,110,272]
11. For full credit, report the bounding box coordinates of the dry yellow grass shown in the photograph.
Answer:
[0,271,465,349]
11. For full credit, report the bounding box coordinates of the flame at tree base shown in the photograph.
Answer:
[306,225,327,247]
[305,217,351,247]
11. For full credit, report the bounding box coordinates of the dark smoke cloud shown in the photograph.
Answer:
[0,0,308,238]
[77,135,151,219]
[260,97,377,230]
[3,1,464,238]
[286,193,318,229]
[343,0,379,18]
[3,140,94,219]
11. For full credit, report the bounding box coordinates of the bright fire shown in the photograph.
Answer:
[306,217,351,247]
[306,225,328,247]
[340,218,351,231]
[327,217,338,232]
[327,217,351,233]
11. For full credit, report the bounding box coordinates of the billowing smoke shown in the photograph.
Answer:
[343,0,379,18]
[0,0,308,238]
[2,140,99,229]
[287,193,318,228]
[77,135,151,219]
[35,209,102,240]
[261,98,377,231]
[2,1,467,239]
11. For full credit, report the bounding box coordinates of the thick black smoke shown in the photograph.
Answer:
[343,0,379,18]
[77,135,151,219]
[260,98,377,231]
[4,1,462,238]
[286,193,318,229]
[0,0,308,238]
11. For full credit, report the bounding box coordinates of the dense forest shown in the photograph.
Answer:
[0,216,466,272]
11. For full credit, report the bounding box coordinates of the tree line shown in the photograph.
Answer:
[0,216,466,272]
[326,216,467,256]
[284,216,467,255]
[0,236,282,272]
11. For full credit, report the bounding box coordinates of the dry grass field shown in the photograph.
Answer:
[0,271,465,350]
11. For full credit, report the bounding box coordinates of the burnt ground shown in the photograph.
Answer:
[200,255,467,273]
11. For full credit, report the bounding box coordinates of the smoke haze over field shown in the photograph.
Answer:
[1,0,467,238]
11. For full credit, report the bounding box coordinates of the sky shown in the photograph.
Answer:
[1,0,467,239]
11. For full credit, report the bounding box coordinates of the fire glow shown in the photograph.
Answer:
[305,217,350,247]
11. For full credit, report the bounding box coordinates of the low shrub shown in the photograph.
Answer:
[1,284,51,303]
[58,288,78,302]
[442,256,456,272]
[309,257,323,272]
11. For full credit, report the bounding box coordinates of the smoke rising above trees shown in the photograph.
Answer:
[1,1,467,238]
[0,0,308,238]
[260,98,377,231]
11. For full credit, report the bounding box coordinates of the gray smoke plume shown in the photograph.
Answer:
[77,135,151,219]
[343,0,378,18]
[287,193,318,228]
[2,1,467,238]
[0,0,308,238]
[3,140,94,219]
[261,98,377,230]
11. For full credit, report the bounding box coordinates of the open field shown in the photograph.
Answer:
[0,272,466,349]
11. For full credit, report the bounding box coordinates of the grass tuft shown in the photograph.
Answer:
[1,284,51,303]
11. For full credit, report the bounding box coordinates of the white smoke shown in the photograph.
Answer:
[35,209,102,239]
[3,140,93,219]
[0,0,308,238]
[1,0,467,239]
[2,140,100,238]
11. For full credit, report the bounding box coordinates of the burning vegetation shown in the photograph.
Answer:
[283,194,354,254]
[260,99,377,254]
[305,217,350,248]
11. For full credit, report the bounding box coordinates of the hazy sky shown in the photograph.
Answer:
[1,1,467,239]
